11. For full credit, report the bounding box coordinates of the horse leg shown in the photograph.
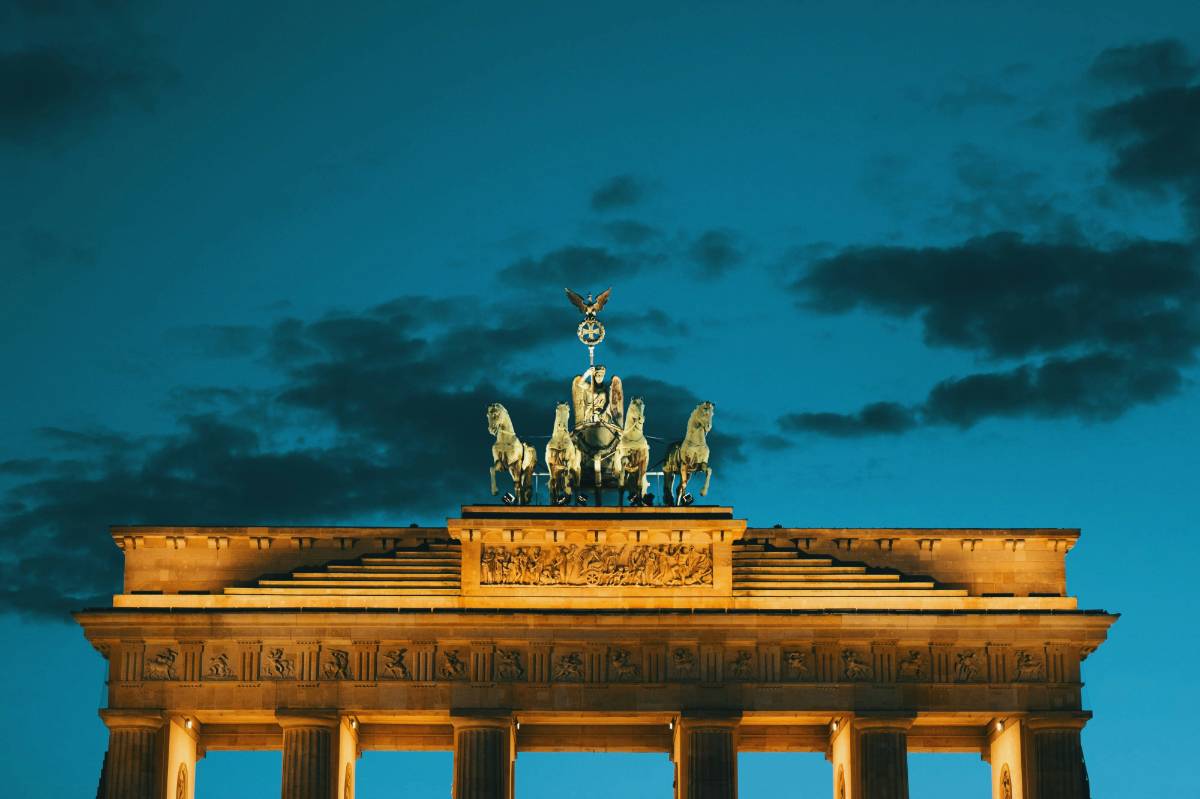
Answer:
[490,463,499,496]
[677,467,690,505]
[701,465,712,497]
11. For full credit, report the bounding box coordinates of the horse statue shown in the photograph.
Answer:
[663,401,715,505]
[545,402,582,505]
[616,397,650,505]
[487,403,536,504]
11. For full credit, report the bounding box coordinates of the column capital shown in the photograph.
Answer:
[1025,711,1091,732]
[677,711,742,730]
[451,711,515,731]
[276,710,341,730]
[99,709,166,731]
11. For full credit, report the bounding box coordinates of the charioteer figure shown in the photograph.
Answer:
[571,364,624,429]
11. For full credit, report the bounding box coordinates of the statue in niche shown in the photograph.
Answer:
[728,650,754,679]
[144,648,178,680]
[1013,649,1045,681]
[553,652,584,682]
[265,648,295,678]
[440,649,468,680]
[841,649,871,681]
[955,650,981,682]
[383,649,411,680]
[609,648,640,681]
[176,764,187,799]
[672,648,697,676]
[1000,765,1013,799]
[206,652,235,679]
[783,650,811,679]
[324,649,351,680]
[496,650,525,681]
[897,650,925,681]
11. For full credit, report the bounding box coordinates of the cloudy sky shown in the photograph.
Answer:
[2,1,1197,796]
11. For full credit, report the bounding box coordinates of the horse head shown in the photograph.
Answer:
[487,403,509,436]
[692,401,714,433]
[625,397,645,432]
[553,402,571,431]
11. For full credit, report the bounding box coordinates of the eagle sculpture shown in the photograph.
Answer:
[565,287,612,320]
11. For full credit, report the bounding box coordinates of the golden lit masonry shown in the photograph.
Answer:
[77,505,1115,798]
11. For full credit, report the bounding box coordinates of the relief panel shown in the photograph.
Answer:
[479,543,714,587]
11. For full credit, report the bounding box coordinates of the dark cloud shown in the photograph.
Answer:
[780,402,918,438]
[779,233,1199,436]
[602,219,661,246]
[1088,39,1197,90]
[590,175,646,211]
[167,324,266,358]
[1087,84,1200,228]
[0,295,732,618]
[688,229,744,276]
[0,1,175,145]
[498,245,651,287]
[935,79,1017,115]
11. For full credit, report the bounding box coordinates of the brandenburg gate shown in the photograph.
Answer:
[78,505,1114,798]
[76,291,1116,797]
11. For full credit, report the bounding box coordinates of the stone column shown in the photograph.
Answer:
[163,715,201,799]
[985,714,1091,799]
[99,709,166,799]
[827,715,913,799]
[278,711,350,799]
[673,714,740,799]
[452,715,515,799]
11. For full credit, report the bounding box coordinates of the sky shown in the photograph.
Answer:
[1,1,1198,795]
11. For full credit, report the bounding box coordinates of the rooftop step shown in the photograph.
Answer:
[733,588,970,597]
[255,579,460,589]
[733,580,938,590]
[734,572,901,583]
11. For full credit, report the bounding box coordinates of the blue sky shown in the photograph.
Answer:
[2,1,1198,795]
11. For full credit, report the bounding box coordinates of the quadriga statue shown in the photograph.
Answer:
[663,401,714,506]
[545,402,581,506]
[616,396,650,505]
[487,403,536,505]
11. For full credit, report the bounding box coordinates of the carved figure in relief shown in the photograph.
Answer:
[1000,765,1013,799]
[672,648,697,676]
[479,543,713,587]
[440,650,468,680]
[616,397,651,505]
[176,764,187,799]
[554,652,584,681]
[1013,649,1045,681]
[383,649,411,680]
[487,403,537,505]
[609,648,640,681]
[663,401,715,505]
[837,767,846,799]
[955,650,981,682]
[265,648,296,678]
[897,650,925,681]
[728,650,754,679]
[783,650,811,679]
[144,648,178,680]
[545,402,582,505]
[496,650,526,681]
[841,650,871,681]
[324,649,351,680]
[206,653,235,679]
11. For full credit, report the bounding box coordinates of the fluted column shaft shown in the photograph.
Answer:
[674,715,740,799]
[100,710,165,799]
[828,715,912,799]
[278,713,340,799]
[453,716,514,799]
[1028,716,1089,799]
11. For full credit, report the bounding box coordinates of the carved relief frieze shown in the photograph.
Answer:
[1013,648,1045,682]
[439,649,468,680]
[553,651,585,682]
[323,649,352,680]
[263,647,297,679]
[841,649,872,682]
[954,649,982,682]
[205,652,237,680]
[897,649,926,681]
[479,543,713,587]
[144,648,179,681]
[782,648,813,681]
[670,646,698,680]
[381,648,411,680]
[608,648,641,681]
[727,649,755,681]
[496,649,526,681]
